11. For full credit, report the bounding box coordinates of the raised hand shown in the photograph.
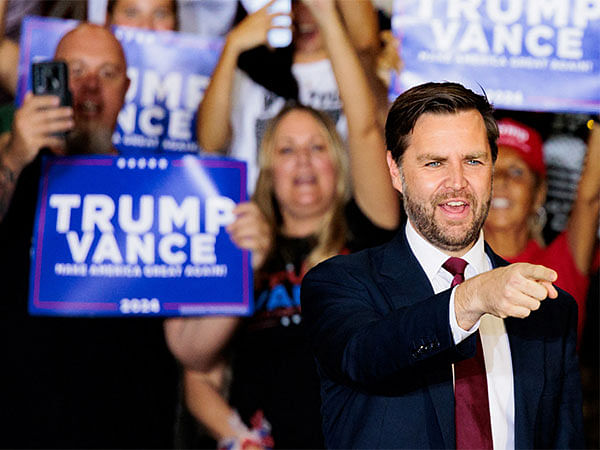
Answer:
[0,92,73,219]
[229,0,291,53]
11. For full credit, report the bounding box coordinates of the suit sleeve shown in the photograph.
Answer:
[301,257,476,388]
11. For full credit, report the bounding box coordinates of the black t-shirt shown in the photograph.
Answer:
[229,200,397,449]
[0,153,179,448]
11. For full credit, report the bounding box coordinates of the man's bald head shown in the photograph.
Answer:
[53,23,129,154]
[55,23,127,69]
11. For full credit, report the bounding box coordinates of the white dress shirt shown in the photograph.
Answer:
[405,220,515,450]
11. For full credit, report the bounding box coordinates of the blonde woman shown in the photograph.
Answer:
[166,1,399,447]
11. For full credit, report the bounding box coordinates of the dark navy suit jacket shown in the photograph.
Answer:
[301,230,584,449]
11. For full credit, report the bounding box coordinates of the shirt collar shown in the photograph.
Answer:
[405,219,489,281]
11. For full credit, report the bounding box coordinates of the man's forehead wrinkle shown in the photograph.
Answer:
[416,154,446,162]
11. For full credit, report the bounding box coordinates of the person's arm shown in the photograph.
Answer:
[301,256,471,387]
[183,362,273,448]
[183,362,239,440]
[565,119,600,274]
[197,1,288,153]
[166,317,273,448]
[336,0,379,54]
[0,92,73,220]
[164,200,271,369]
[303,0,399,229]
[165,203,272,442]
[336,0,388,123]
[165,315,240,372]
[168,321,258,442]
[301,258,558,386]
[0,0,19,96]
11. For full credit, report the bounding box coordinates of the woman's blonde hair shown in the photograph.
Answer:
[253,103,350,271]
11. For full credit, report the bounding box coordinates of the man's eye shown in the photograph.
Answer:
[99,66,118,79]
[466,159,482,165]
[425,161,441,168]
[69,65,84,79]
[278,147,293,155]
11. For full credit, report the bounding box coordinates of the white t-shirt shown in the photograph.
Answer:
[229,58,347,193]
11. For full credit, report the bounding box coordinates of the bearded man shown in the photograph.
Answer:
[301,82,584,449]
[0,24,178,448]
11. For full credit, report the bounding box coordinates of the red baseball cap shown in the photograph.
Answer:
[496,118,546,177]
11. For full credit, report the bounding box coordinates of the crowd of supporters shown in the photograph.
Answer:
[0,0,597,448]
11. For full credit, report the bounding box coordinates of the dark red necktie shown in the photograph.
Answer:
[443,257,493,450]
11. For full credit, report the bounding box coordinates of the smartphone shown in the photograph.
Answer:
[241,0,292,48]
[32,61,72,107]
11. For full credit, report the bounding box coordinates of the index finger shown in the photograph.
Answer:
[522,263,558,283]
[232,201,258,216]
[260,0,278,12]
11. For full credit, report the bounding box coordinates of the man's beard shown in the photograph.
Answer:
[401,176,491,253]
[65,124,114,156]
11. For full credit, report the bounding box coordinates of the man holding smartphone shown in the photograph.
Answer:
[53,22,130,154]
[0,23,129,219]
[0,24,179,448]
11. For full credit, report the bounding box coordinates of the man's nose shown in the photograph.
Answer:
[447,162,467,189]
[80,71,100,91]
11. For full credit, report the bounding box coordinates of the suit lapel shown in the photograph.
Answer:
[379,230,455,448]
[378,230,435,306]
[486,247,543,449]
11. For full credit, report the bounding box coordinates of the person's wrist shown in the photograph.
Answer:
[454,282,483,330]
[217,410,273,450]
[1,140,27,178]
[226,29,250,56]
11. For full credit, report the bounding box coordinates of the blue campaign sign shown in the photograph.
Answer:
[390,0,600,113]
[17,16,223,153]
[29,154,252,317]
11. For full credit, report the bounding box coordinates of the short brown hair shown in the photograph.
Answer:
[385,82,498,165]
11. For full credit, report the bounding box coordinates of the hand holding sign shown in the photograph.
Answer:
[226,201,272,269]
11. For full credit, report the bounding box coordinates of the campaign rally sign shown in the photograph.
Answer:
[17,16,223,153]
[391,0,600,113]
[29,154,252,317]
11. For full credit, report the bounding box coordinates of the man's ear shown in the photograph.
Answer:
[122,76,131,103]
[386,151,403,194]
